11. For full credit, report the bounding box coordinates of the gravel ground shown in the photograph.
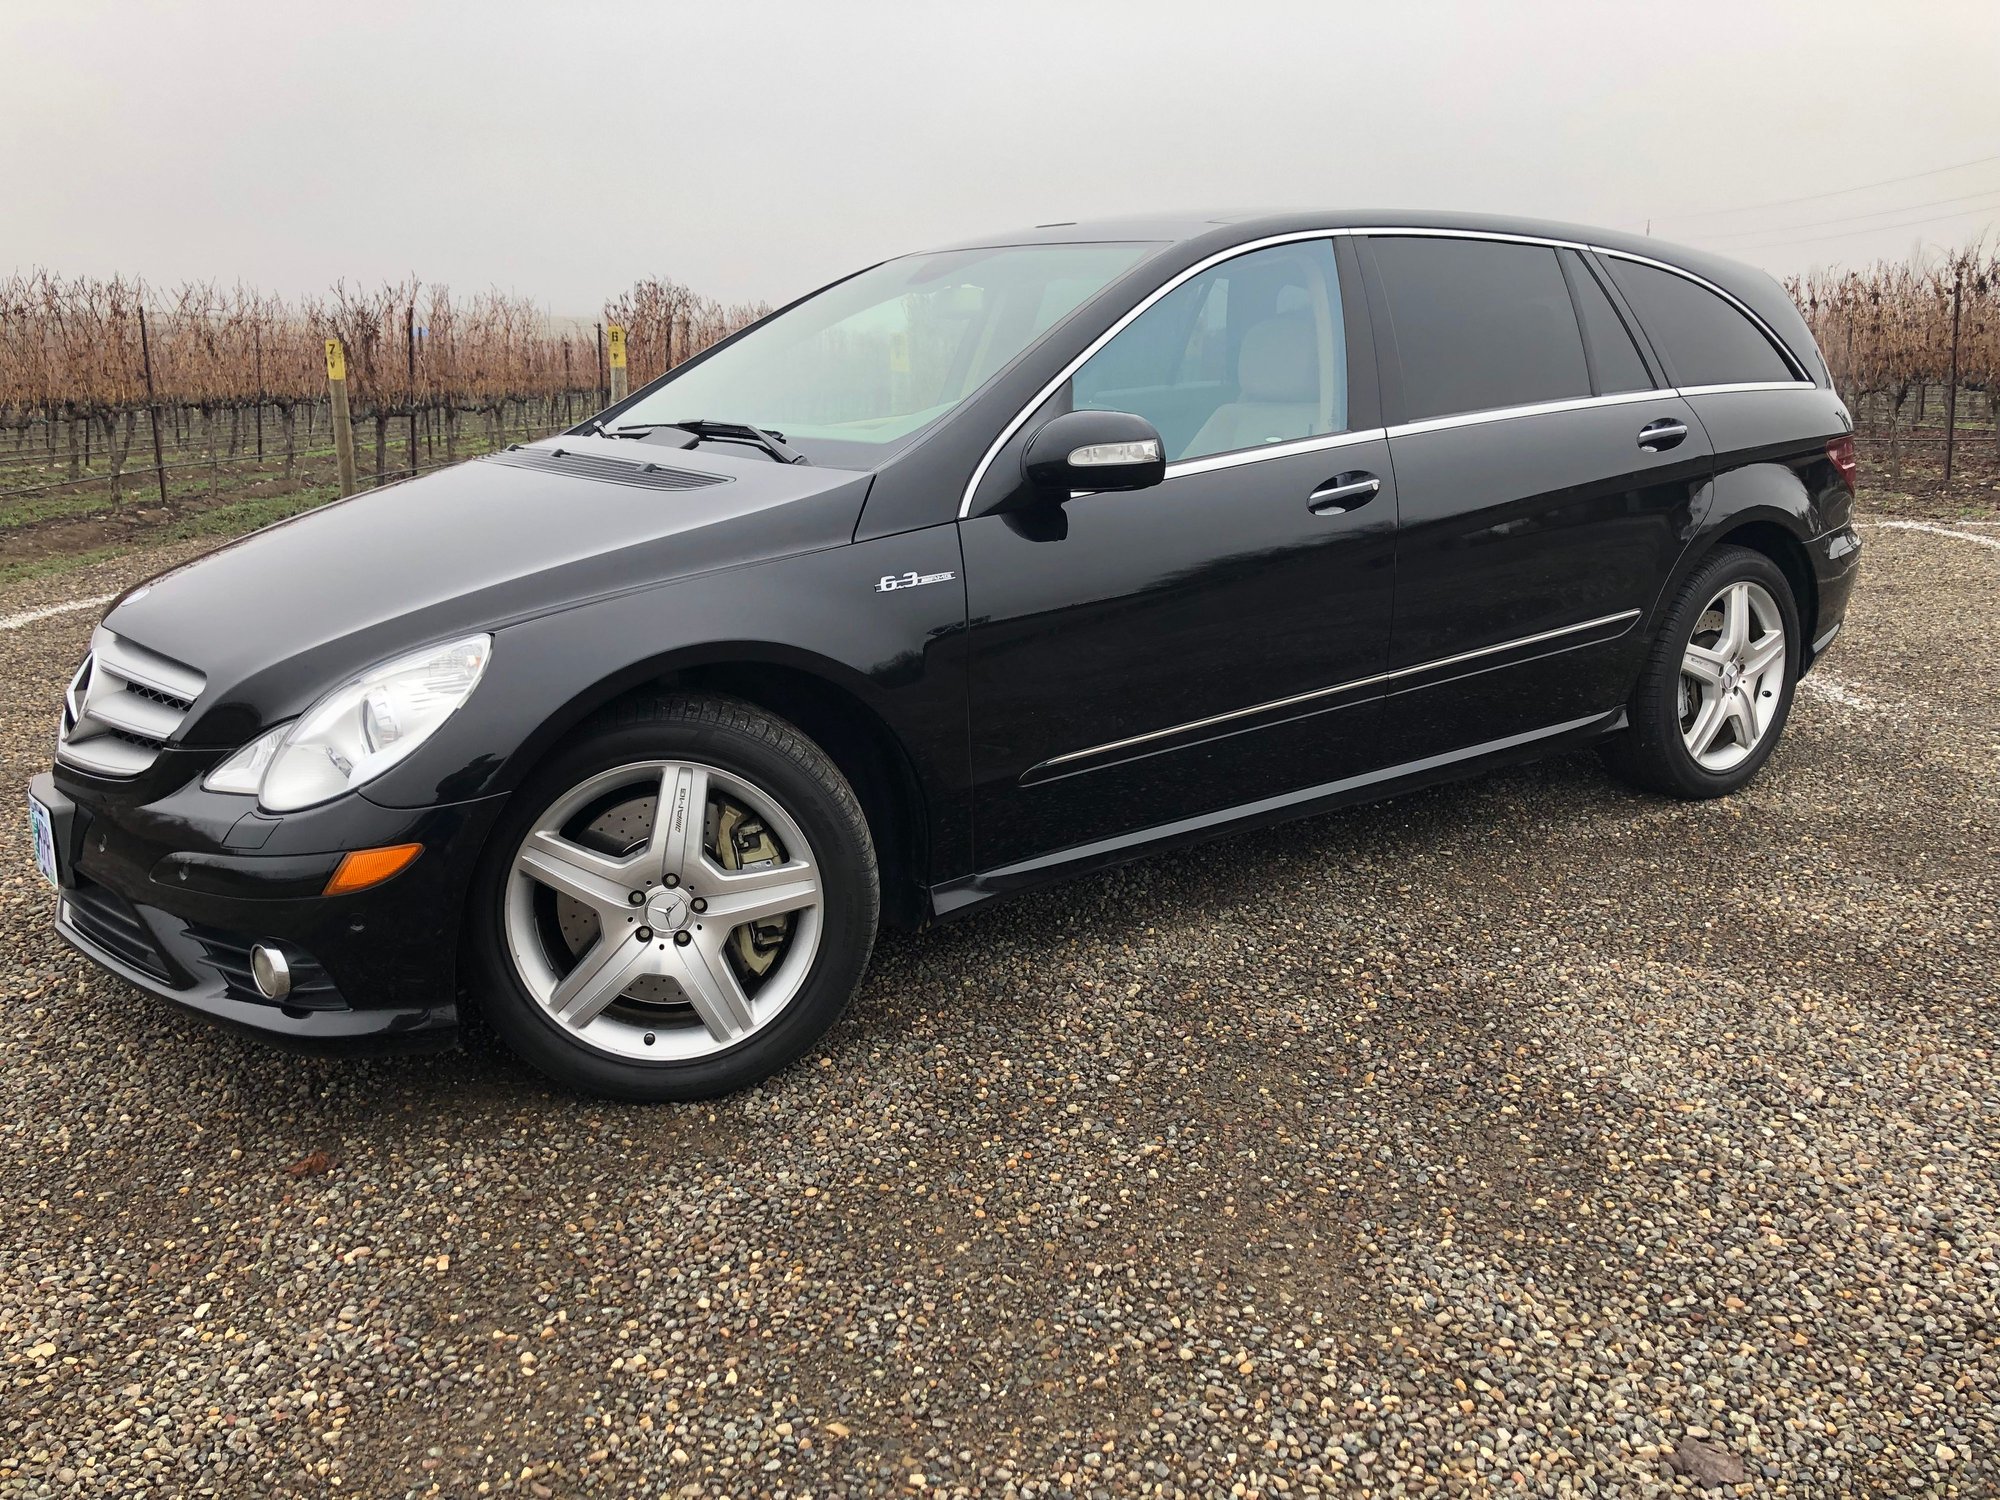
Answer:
[1,515,1995,1498]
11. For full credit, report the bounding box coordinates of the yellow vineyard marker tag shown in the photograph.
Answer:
[889,331,910,374]
[324,338,347,381]
[607,325,627,369]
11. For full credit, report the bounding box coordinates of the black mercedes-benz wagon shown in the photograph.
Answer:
[31,211,1862,1099]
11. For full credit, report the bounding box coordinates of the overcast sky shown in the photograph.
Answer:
[5,0,1996,313]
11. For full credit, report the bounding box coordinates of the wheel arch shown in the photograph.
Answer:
[495,642,934,930]
[1651,513,1816,664]
[1706,518,1817,654]
[1644,477,1820,662]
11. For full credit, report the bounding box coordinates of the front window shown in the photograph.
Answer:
[1072,239,1349,462]
[610,243,1155,467]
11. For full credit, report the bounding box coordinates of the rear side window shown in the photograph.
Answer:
[1368,237,1591,422]
[1602,258,1797,388]
[1563,252,1653,395]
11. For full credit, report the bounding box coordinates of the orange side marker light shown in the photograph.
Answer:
[324,842,423,896]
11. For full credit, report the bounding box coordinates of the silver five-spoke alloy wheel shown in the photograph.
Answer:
[1679,579,1786,773]
[503,760,822,1063]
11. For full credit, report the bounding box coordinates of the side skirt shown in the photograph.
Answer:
[927,707,1626,920]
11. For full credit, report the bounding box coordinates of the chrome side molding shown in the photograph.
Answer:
[1026,608,1641,782]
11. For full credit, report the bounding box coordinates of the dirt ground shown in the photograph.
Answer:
[0,502,1995,1497]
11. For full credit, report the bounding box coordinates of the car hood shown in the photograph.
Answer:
[103,437,872,746]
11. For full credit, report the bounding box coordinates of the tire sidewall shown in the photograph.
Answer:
[467,703,877,1100]
[1654,549,1801,796]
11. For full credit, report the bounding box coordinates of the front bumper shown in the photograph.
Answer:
[32,769,505,1054]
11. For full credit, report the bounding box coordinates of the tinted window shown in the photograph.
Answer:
[1564,251,1653,394]
[615,242,1150,465]
[1074,240,1347,462]
[1369,237,1590,422]
[1602,258,1796,387]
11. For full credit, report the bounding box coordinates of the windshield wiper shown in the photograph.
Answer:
[603,418,808,465]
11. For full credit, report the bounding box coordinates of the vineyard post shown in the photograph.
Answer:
[596,322,607,409]
[406,304,419,479]
[137,306,169,512]
[607,324,628,405]
[254,322,264,461]
[326,338,357,497]
[1943,266,1962,488]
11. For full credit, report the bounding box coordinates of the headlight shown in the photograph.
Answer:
[203,635,491,811]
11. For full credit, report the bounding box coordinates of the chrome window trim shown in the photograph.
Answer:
[957,225,1821,519]
[1673,380,1818,397]
[1032,608,1642,774]
[1386,386,1666,439]
[1346,226,1579,249]
[1165,426,1387,479]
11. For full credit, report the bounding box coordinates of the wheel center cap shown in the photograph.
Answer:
[1722,661,1742,692]
[646,886,693,933]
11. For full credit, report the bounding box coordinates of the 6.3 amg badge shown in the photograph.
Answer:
[876,569,957,593]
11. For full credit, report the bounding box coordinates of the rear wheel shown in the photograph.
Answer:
[468,696,877,1099]
[1600,546,1800,799]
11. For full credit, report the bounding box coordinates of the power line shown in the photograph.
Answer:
[1697,185,2000,243]
[1716,203,1999,253]
[1648,151,2000,225]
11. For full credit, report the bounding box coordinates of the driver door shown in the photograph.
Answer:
[958,238,1398,873]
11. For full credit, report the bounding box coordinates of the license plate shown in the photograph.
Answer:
[29,793,59,887]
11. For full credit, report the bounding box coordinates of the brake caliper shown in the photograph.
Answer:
[711,801,791,980]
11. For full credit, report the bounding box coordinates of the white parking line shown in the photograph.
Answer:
[1867,520,2000,551]
[0,594,115,632]
[1798,675,1875,712]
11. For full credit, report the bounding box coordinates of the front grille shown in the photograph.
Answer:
[185,927,347,1010]
[481,446,732,492]
[57,628,205,778]
[62,880,174,983]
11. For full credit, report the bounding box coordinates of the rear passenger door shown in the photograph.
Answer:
[1357,234,1715,764]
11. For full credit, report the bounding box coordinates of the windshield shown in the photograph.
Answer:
[609,243,1155,466]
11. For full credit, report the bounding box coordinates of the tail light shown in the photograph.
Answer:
[1826,435,1858,492]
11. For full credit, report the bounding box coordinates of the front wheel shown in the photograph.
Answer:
[1600,546,1800,800]
[467,695,878,1100]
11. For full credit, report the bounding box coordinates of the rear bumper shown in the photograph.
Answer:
[32,769,504,1055]
[1804,523,1862,670]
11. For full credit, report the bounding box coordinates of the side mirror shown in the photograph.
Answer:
[1021,409,1167,500]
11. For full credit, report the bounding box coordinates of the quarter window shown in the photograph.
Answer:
[1368,237,1591,422]
[1602,258,1797,387]
[1073,240,1348,463]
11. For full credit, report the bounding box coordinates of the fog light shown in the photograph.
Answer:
[250,943,292,1001]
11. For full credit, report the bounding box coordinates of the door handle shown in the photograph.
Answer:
[1307,472,1381,515]
[1638,418,1688,453]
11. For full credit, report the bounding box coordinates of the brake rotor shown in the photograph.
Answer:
[552,787,795,1008]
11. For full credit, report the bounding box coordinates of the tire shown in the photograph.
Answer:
[1599,545,1801,800]
[466,694,878,1100]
